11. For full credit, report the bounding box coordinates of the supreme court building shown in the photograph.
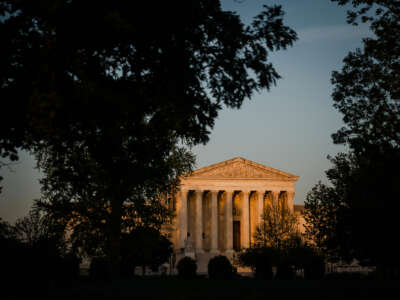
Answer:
[164,157,299,272]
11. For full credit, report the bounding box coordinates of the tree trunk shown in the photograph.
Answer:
[109,196,122,280]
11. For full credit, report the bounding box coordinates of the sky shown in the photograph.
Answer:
[0,0,372,223]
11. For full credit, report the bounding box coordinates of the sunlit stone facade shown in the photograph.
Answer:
[164,157,299,273]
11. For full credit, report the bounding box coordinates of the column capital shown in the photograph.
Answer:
[241,189,251,195]
[209,189,220,194]
[179,188,190,194]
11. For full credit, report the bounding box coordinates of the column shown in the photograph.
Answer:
[210,190,218,253]
[177,189,188,250]
[225,190,233,253]
[242,190,250,249]
[258,190,264,225]
[287,191,295,212]
[194,190,204,253]
[272,190,280,206]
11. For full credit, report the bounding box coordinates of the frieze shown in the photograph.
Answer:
[185,157,298,181]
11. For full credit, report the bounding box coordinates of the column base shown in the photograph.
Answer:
[210,248,219,255]
[196,248,205,254]
[224,249,234,258]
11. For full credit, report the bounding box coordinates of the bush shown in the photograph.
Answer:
[303,254,325,280]
[59,252,81,281]
[275,263,294,280]
[287,244,325,280]
[254,253,274,280]
[89,256,109,281]
[238,248,274,279]
[176,256,197,279]
[208,255,233,279]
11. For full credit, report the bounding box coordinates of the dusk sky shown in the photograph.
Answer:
[0,0,372,223]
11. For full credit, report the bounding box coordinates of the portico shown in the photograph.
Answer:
[170,157,299,272]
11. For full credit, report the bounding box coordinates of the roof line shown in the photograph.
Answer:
[188,157,299,180]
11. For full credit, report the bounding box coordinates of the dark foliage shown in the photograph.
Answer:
[1,0,296,278]
[89,256,110,281]
[0,0,298,280]
[120,226,173,277]
[176,256,197,279]
[1,212,80,287]
[286,243,325,280]
[302,0,400,279]
[207,255,234,280]
[238,247,276,279]
[275,263,294,280]
[303,255,325,280]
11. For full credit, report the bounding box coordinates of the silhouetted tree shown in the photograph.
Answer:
[1,210,80,286]
[35,146,193,260]
[237,247,275,279]
[1,0,297,278]
[330,0,400,153]
[286,242,325,279]
[304,0,400,278]
[303,174,352,262]
[14,208,65,248]
[120,226,173,277]
[0,217,15,240]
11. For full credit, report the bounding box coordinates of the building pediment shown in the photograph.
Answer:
[185,157,298,181]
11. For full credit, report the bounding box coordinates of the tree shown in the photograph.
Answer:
[237,247,275,279]
[304,0,400,277]
[239,199,304,279]
[120,226,173,277]
[253,198,300,249]
[0,217,15,240]
[14,208,64,247]
[35,145,193,259]
[330,0,400,154]
[0,210,80,284]
[303,164,353,263]
[1,0,297,278]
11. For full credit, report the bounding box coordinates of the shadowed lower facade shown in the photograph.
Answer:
[163,157,299,273]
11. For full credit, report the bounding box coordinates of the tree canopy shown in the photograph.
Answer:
[1,0,297,157]
[304,0,400,277]
[331,0,400,153]
[1,0,297,278]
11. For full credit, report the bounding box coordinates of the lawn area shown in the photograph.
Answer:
[20,278,399,300]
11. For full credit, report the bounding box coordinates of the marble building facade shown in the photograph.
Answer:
[165,157,299,273]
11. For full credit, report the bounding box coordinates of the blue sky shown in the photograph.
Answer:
[0,0,371,222]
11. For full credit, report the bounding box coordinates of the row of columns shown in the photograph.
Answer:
[176,189,294,253]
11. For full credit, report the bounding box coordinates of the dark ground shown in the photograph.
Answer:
[5,277,400,300]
